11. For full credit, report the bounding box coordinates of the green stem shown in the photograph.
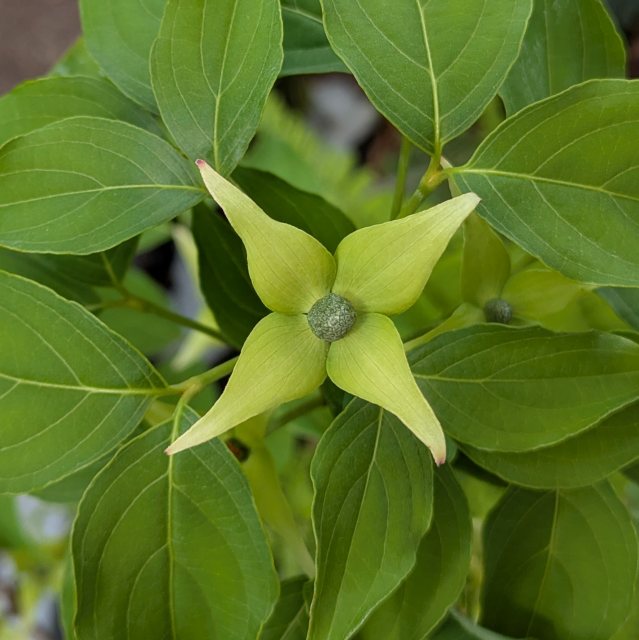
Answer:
[143,355,238,400]
[173,356,239,393]
[390,137,413,220]
[171,384,201,437]
[98,251,226,342]
[396,155,446,219]
[126,294,225,342]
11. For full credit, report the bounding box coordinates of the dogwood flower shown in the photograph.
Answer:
[166,160,479,464]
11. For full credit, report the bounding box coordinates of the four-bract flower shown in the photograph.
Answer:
[166,160,479,464]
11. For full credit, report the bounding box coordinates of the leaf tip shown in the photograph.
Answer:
[461,191,481,209]
[434,452,446,467]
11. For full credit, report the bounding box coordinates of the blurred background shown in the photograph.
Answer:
[1,1,639,638]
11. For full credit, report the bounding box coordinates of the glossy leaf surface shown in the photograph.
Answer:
[80,0,165,109]
[309,400,433,640]
[321,0,532,152]
[0,76,161,147]
[410,324,639,451]
[51,239,138,287]
[151,0,283,173]
[50,37,102,77]
[0,272,164,493]
[0,117,203,254]
[281,0,345,75]
[262,577,309,640]
[362,466,471,639]
[482,483,638,639]
[73,412,278,639]
[454,80,639,287]
[500,0,626,114]
[598,287,639,331]
[0,248,99,304]
[463,401,639,489]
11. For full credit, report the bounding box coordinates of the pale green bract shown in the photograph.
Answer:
[166,161,480,464]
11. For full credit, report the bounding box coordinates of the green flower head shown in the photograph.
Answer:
[166,161,480,464]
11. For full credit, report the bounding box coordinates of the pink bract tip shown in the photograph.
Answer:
[195,159,206,169]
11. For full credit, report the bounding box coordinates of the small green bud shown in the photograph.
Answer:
[308,293,357,342]
[484,298,513,324]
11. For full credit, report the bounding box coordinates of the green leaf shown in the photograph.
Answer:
[34,453,111,504]
[410,324,639,451]
[463,401,639,489]
[309,400,434,640]
[54,239,138,287]
[167,313,327,454]
[73,411,278,639]
[453,80,639,287]
[37,430,148,506]
[0,117,203,254]
[151,0,283,174]
[461,213,511,307]
[246,93,394,227]
[321,0,532,153]
[0,247,99,304]
[431,612,521,640]
[500,0,626,114]
[361,466,472,640]
[0,241,136,306]
[99,268,182,355]
[482,483,638,639]
[196,161,336,314]
[327,313,446,464]
[0,272,165,493]
[0,76,161,147]
[233,167,355,253]
[192,204,267,348]
[50,38,102,78]
[79,0,165,110]
[598,287,639,331]
[281,0,346,76]
[60,553,76,640]
[332,193,479,315]
[262,577,309,640]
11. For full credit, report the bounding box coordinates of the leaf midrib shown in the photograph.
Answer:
[455,168,639,204]
[0,183,204,210]
[311,408,385,639]
[525,491,560,636]
[0,371,165,396]
[415,1,440,151]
